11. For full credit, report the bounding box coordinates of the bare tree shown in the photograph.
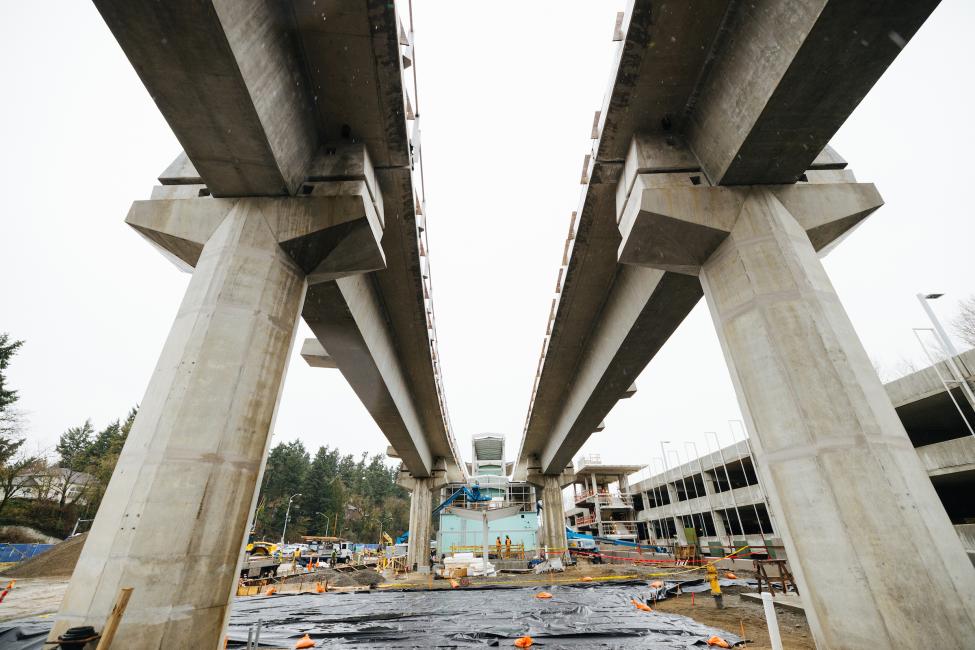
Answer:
[0,454,42,516]
[953,295,975,349]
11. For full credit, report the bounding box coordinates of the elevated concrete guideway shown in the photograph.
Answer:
[54,2,462,647]
[517,2,975,648]
[516,0,934,479]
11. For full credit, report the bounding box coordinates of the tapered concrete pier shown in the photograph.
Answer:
[402,476,437,571]
[616,136,975,646]
[529,470,571,554]
[699,189,975,647]
[51,149,387,646]
[54,207,307,646]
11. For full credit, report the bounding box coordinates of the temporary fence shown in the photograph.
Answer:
[0,544,53,563]
[449,543,527,559]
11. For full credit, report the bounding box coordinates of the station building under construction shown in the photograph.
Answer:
[620,349,975,564]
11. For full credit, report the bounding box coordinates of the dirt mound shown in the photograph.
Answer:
[350,569,383,586]
[3,533,86,578]
[0,526,60,544]
[279,567,382,588]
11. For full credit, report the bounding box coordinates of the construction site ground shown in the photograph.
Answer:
[0,543,813,648]
[379,561,813,649]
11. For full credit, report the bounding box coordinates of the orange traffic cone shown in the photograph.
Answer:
[295,633,316,648]
[315,582,326,593]
[706,635,730,648]
[265,586,277,596]
[631,598,652,612]
[725,571,738,579]
[514,635,533,647]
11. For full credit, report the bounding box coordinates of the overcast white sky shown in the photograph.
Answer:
[1,1,973,475]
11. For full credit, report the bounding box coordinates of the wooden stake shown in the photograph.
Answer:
[95,587,133,650]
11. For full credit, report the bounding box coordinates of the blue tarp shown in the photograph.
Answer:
[0,544,53,563]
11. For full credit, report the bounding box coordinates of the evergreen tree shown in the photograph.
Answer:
[254,440,310,537]
[0,334,24,438]
[0,334,24,415]
[56,420,95,471]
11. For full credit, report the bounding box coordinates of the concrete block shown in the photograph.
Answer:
[299,338,336,368]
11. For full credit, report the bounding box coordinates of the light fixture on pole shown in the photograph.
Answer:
[280,493,301,546]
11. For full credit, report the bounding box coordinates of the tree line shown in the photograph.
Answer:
[252,440,410,545]
[0,332,409,542]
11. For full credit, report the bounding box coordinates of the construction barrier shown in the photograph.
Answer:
[450,543,529,559]
[0,544,53,563]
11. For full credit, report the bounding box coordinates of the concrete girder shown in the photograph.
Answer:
[299,338,337,368]
[685,0,941,185]
[301,277,435,478]
[535,268,699,476]
[93,0,319,196]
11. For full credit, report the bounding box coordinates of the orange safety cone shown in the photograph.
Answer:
[315,582,326,593]
[706,635,731,648]
[514,635,533,647]
[725,572,738,579]
[265,586,277,596]
[631,598,652,612]
[535,591,553,599]
[295,633,316,648]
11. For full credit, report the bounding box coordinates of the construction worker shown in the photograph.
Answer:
[504,535,512,558]
[495,536,502,558]
[330,547,338,567]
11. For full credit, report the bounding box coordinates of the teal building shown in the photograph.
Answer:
[435,433,539,554]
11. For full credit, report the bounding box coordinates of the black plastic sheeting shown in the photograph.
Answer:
[225,581,743,648]
[0,581,745,648]
[647,578,758,603]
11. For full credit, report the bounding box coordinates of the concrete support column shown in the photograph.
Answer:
[590,474,602,536]
[537,476,568,554]
[52,207,306,647]
[52,149,384,648]
[404,477,435,572]
[699,189,975,648]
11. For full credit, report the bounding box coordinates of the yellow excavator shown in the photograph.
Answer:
[245,497,278,556]
[246,540,278,557]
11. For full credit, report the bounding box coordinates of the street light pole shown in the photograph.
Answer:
[316,512,331,537]
[917,293,975,412]
[280,493,301,546]
[659,441,681,545]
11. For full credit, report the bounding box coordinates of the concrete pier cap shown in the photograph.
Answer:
[131,146,387,283]
[615,134,883,275]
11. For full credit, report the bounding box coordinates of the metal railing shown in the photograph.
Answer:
[574,490,632,508]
